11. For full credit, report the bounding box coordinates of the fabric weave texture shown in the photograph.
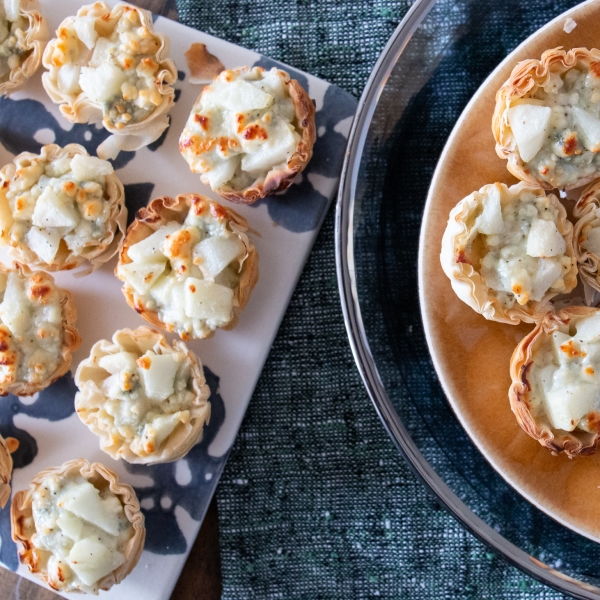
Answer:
[176,0,570,598]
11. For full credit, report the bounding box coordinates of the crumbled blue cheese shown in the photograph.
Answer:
[0,0,28,80]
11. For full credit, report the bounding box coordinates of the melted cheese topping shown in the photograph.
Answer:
[1,153,115,265]
[509,65,600,188]
[0,269,63,389]
[94,346,196,457]
[0,1,28,80]
[463,186,573,309]
[49,6,164,128]
[530,314,600,433]
[30,472,133,594]
[179,67,301,191]
[118,205,247,339]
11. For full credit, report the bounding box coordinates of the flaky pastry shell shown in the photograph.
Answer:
[0,263,80,396]
[0,143,126,272]
[0,0,47,96]
[42,2,177,159]
[0,434,17,508]
[440,182,577,325]
[509,307,600,457]
[574,179,600,295]
[117,193,259,339]
[493,47,600,190]
[11,458,145,594]
[75,326,211,464]
[180,66,316,204]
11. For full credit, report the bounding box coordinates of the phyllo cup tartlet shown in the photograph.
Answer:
[0,434,17,508]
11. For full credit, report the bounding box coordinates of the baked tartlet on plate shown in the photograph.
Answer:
[0,0,47,96]
[494,47,600,190]
[0,434,17,508]
[179,66,316,204]
[11,458,145,594]
[75,326,211,464]
[0,143,126,272]
[509,307,600,457]
[41,1,177,159]
[441,181,577,324]
[0,262,80,396]
[116,193,258,340]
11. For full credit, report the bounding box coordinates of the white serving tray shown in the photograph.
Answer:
[0,1,357,597]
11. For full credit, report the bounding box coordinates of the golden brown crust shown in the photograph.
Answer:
[0,263,81,396]
[11,458,145,593]
[41,2,177,148]
[0,0,48,97]
[75,326,211,464]
[182,66,316,204]
[574,179,600,295]
[493,46,600,190]
[0,434,16,508]
[0,144,126,272]
[440,181,578,325]
[116,193,259,339]
[509,307,600,457]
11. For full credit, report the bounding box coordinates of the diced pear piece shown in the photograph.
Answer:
[143,413,180,452]
[32,187,79,230]
[25,227,61,264]
[572,107,600,152]
[575,314,600,342]
[209,79,273,111]
[507,103,552,162]
[61,481,122,536]
[526,219,565,257]
[581,227,600,256]
[205,157,238,189]
[74,16,98,50]
[57,511,84,541]
[69,538,125,587]
[98,351,138,375]
[530,257,562,301]
[138,352,179,401]
[0,273,29,336]
[80,63,128,103]
[193,235,245,278]
[4,0,20,21]
[101,373,121,397]
[58,64,82,95]
[118,261,166,295]
[184,278,233,321]
[241,120,297,172]
[127,222,180,263]
[70,154,113,182]
[545,383,598,431]
[477,185,504,235]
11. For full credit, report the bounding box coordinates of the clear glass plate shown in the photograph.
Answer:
[336,0,600,597]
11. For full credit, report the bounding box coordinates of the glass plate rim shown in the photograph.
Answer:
[334,0,600,596]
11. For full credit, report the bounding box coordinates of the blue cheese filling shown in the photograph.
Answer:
[1,153,115,265]
[0,269,62,386]
[118,209,246,339]
[96,346,196,456]
[30,473,133,593]
[508,66,600,188]
[0,0,29,80]
[530,314,600,433]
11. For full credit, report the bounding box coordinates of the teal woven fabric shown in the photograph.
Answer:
[175,1,569,598]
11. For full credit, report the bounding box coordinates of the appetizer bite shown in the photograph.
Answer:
[0,144,126,272]
[75,327,211,464]
[441,182,577,324]
[0,0,47,96]
[574,179,600,297]
[12,459,145,594]
[0,434,17,508]
[494,47,600,190]
[0,263,80,396]
[42,2,177,160]
[179,66,316,204]
[116,193,258,340]
[510,307,600,456]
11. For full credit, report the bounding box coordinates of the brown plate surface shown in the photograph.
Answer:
[420,0,600,541]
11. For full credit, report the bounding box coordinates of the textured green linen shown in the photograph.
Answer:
[176,1,567,598]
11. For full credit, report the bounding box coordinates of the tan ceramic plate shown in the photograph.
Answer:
[420,0,600,542]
